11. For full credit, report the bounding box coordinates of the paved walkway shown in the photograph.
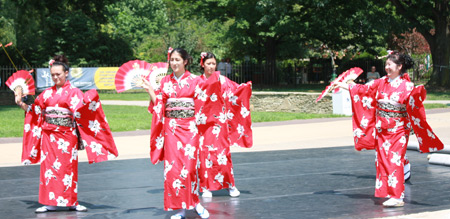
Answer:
[1,107,449,218]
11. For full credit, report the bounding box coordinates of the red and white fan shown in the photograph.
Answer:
[115,60,152,93]
[315,67,363,102]
[6,70,36,96]
[146,62,169,90]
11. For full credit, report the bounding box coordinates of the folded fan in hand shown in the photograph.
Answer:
[115,60,152,93]
[315,67,363,102]
[146,62,169,90]
[6,70,36,96]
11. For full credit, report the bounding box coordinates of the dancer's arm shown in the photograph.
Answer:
[15,93,28,111]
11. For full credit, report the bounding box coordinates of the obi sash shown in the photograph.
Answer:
[165,98,195,118]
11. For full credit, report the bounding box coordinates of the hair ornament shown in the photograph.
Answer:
[200,52,207,66]
[48,59,55,67]
[167,47,174,62]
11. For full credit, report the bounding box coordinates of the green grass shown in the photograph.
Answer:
[2,102,447,138]
[251,111,346,122]
[98,90,150,101]
[0,105,153,138]
[102,105,152,132]
[426,92,450,100]
[0,106,27,138]
[1,105,346,138]
[424,103,449,109]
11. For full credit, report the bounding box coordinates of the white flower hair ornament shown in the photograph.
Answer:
[167,47,174,62]
[48,59,55,68]
[200,52,207,66]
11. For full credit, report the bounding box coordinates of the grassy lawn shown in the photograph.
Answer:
[98,90,150,101]
[0,106,26,138]
[424,103,449,109]
[251,111,345,122]
[1,102,447,138]
[426,92,450,100]
[1,105,345,138]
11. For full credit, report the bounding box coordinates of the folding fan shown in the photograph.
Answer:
[146,62,169,90]
[6,70,36,96]
[315,67,363,102]
[115,60,152,93]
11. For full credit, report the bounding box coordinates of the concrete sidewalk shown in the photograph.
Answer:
[2,108,449,167]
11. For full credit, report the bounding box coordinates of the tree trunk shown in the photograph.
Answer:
[425,1,450,88]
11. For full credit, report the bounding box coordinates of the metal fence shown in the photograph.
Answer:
[0,59,431,91]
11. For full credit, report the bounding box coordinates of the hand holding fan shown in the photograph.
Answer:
[115,60,152,93]
[6,70,36,96]
[315,67,363,102]
[146,62,169,90]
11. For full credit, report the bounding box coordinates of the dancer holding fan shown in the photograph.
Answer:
[13,54,118,213]
[197,52,253,198]
[140,48,210,219]
[334,51,443,207]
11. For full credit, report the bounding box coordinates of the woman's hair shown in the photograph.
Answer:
[387,51,414,74]
[200,52,217,72]
[51,54,70,72]
[169,48,192,67]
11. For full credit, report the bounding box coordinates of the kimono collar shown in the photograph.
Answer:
[387,75,401,83]
[53,80,72,91]
[171,71,190,82]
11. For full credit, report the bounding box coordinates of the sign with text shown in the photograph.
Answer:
[36,67,119,90]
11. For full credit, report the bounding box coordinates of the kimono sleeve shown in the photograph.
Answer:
[21,95,45,165]
[149,84,166,164]
[348,80,380,151]
[75,89,119,163]
[226,80,253,148]
[406,85,444,153]
[195,72,230,151]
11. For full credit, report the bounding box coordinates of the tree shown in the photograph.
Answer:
[392,28,431,55]
[105,0,168,62]
[386,0,450,88]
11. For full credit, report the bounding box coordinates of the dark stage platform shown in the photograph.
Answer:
[1,146,450,219]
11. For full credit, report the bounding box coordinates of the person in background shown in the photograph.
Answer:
[366,66,380,83]
[217,58,226,76]
[225,58,233,78]
[197,52,253,199]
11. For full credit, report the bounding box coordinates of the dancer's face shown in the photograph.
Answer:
[385,59,401,79]
[202,58,217,78]
[51,65,68,88]
[170,52,187,74]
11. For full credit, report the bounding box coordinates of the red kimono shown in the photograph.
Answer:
[148,71,204,211]
[197,73,252,192]
[349,75,443,199]
[21,80,118,207]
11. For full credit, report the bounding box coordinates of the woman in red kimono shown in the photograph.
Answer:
[143,48,210,219]
[14,55,118,213]
[337,51,443,207]
[197,52,253,198]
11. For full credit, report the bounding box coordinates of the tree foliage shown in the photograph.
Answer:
[0,0,449,88]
